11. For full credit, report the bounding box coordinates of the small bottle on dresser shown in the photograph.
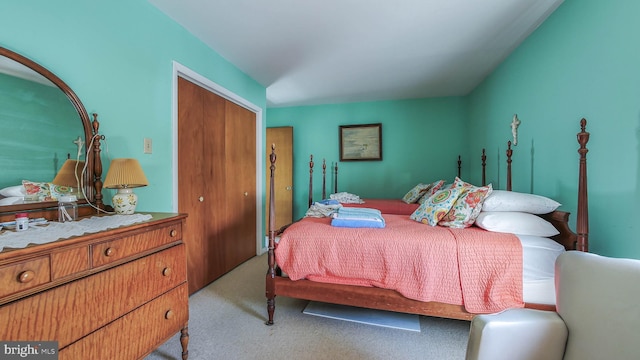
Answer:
[15,213,29,231]
[58,195,78,222]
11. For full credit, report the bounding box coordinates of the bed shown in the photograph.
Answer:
[266,119,590,323]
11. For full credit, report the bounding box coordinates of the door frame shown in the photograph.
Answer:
[171,61,265,256]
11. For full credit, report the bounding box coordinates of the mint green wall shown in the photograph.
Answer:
[0,1,266,213]
[467,0,640,259]
[267,97,468,219]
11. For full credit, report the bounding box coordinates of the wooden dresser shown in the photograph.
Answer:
[0,213,189,360]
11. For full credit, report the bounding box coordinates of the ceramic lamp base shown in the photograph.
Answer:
[112,188,138,214]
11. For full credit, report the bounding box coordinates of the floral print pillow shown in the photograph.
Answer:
[417,180,445,204]
[439,178,493,228]
[401,183,433,204]
[410,186,464,226]
[22,180,54,202]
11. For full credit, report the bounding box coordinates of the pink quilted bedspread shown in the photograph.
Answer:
[276,214,523,313]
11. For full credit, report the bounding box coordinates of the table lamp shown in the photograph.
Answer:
[103,158,149,214]
[52,159,85,194]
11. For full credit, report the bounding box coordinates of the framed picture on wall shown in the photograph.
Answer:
[339,123,382,161]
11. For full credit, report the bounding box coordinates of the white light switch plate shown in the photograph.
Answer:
[144,138,152,154]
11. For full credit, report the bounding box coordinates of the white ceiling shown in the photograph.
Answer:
[149,0,564,108]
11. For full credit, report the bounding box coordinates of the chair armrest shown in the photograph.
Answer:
[466,308,568,360]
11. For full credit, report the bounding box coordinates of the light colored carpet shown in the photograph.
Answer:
[146,254,471,360]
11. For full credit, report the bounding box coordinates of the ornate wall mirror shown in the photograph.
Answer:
[0,46,105,220]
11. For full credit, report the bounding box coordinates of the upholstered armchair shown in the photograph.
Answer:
[465,251,640,360]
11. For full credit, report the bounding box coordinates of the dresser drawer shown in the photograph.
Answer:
[51,245,90,280]
[0,244,186,348]
[60,283,188,360]
[0,256,50,298]
[92,221,182,267]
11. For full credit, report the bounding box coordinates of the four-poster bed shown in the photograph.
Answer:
[266,119,590,323]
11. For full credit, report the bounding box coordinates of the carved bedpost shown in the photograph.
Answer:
[481,148,487,186]
[322,159,327,200]
[91,113,106,211]
[457,155,462,178]
[266,144,277,325]
[576,119,590,252]
[308,155,314,208]
[506,141,513,191]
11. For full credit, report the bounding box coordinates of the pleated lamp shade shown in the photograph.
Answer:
[104,158,148,214]
[104,158,149,189]
[52,159,85,188]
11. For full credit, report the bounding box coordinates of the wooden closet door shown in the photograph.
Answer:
[177,77,208,294]
[224,101,257,269]
[178,77,226,294]
[201,88,227,282]
[266,127,293,234]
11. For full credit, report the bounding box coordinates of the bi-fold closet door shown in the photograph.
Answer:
[177,77,256,294]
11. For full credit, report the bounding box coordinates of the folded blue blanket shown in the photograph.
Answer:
[335,207,382,220]
[331,218,385,228]
[331,207,385,228]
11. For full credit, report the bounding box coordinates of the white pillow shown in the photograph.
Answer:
[0,196,23,205]
[481,190,560,214]
[0,185,25,197]
[475,211,560,237]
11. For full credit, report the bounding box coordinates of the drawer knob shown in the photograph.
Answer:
[165,310,174,320]
[170,229,177,237]
[162,267,172,277]
[104,247,114,257]
[18,270,35,283]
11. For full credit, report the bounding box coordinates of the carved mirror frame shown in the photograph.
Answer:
[0,46,104,219]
